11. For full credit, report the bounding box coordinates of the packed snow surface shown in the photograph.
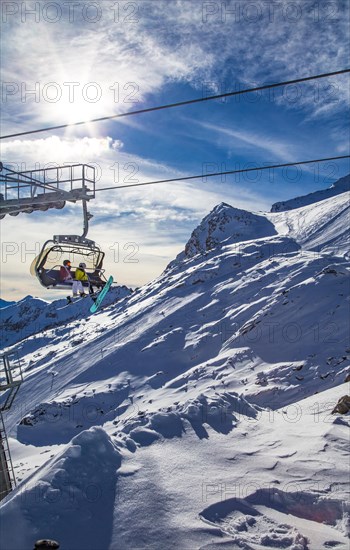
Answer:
[0,176,349,550]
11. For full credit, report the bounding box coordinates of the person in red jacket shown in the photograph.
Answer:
[59,259,73,283]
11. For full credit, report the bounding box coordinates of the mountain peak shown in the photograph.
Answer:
[211,201,232,212]
[181,202,277,259]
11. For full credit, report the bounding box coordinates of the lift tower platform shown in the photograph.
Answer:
[0,163,96,218]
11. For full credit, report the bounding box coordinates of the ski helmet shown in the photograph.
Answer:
[79,262,86,269]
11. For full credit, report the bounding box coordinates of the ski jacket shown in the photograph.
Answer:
[59,265,73,281]
[75,268,89,281]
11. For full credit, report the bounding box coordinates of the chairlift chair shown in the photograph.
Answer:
[31,200,106,291]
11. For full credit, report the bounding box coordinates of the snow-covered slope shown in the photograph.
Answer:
[269,191,350,257]
[0,194,349,550]
[271,173,350,212]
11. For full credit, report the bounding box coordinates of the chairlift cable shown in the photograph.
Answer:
[94,155,350,192]
[1,68,349,140]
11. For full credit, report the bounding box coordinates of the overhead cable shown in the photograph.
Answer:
[1,69,349,140]
[94,155,350,192]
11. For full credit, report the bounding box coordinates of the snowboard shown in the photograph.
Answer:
[89,276,114,314]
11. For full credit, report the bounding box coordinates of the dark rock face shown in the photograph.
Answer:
[332,395,350,415]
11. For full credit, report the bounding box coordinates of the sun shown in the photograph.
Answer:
[63,98,100,124]
[39,81,105,132]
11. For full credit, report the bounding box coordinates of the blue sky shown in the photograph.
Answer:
[1,0,349,300]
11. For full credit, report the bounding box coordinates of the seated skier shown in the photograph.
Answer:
[66,263,100,305]
[59,259,73,284]
[72,262,90,297]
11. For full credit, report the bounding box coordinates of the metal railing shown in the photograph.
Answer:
[0,411,16,500]
[0,351,23,411]
[1,163,95,201]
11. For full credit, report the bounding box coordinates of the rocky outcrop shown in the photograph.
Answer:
[332,395,350,415]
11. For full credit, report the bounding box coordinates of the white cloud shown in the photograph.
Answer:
[195,121,297,161]
[1,136,123,166]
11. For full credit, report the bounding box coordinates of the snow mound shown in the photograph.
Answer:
[0,427,121,550]
[271,173,350,212]
[175,202,277,261]
[120,393,260,447]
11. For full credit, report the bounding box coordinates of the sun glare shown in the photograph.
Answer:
[63,99,99,124]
